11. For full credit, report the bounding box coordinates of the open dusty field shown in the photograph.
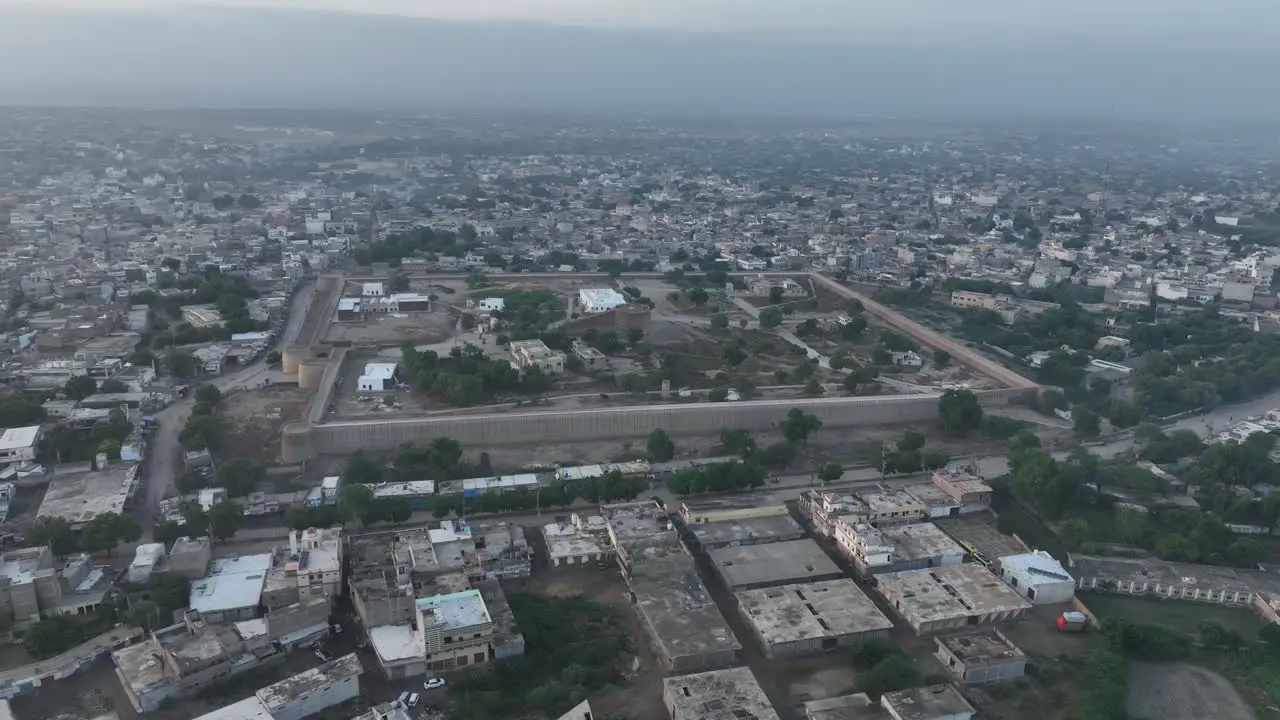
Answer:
[1128,662,1257,720]
[218,385,311,464]
[324,311,455,345]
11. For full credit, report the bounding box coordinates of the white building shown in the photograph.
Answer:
[476,297,505,313]
[997,551,1076,605]
[362,282,385,298]
[0,426,42,466]
[577,288,627,314]
[128,543,167,584]
[189,553,272,623]
[192,654,362,720]
[357,362,398,392]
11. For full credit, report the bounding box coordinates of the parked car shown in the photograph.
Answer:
[424,678,447,690]
[314,649,331,662]
[407,694,420,708]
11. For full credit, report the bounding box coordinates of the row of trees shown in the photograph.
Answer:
[664,461,767,496]
[179,384,224,451]
[401,344,553,406]
[153,500,244,544]
[27,512,142,558]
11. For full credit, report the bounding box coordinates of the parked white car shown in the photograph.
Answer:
[424,678,447,690]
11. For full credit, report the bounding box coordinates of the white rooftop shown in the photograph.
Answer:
[0,426,40,451]
[578,288,626,309]
[1000,550,1074,582]
[189,553,271,615]
[361,363,397,380]
[369,625,421,663]
[416,589,491,630]
[192,696,271,720]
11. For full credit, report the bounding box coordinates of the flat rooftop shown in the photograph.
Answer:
[256,654,362,712]
[709,539,843,589]
[369,624,421,664]
[192,696,271,720]
[935,628,1025,665]
[1068,553,1280,595]
[876,564,1031,624]
[882,522,967,562]
[882,684,976,720]
[632,558,741,664]
[663,667,781,720]
[415,589,491,630]
[36,463,136,526]
[736,580,893,646]
[802,693,880,720]
[542,521,611,560]
[690,514,805,549]
[601,500,675,541]
[190,553,272,615]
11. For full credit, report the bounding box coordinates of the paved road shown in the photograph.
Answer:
[139,280,316,542]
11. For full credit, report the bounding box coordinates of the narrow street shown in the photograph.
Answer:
[139,280,316,541]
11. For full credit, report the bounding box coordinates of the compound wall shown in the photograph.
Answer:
[281,388,1032,462]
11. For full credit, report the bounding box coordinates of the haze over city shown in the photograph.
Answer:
[0,0,1278,121]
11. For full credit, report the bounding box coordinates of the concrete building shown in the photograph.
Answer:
[357,363,398,392]
[602,500,679,574]
[735,580,893,658]
[799,489,926,537]
[875,564,1031,635]
[929,467,993,511]
[997,551,1075,605]
[631,556,741,673]
[0,427,41,467]
[36,463,139,529]
[541,514,613,567]
[950,291,997,310]
[0,547,114,625]
[834,520,967,576]
[578,288,627,314]
[191,654,362,720]
[687,514,806,552]
[804,685,976,720]
[663,667,781,720]
[416,589,494,674]
[128,543,167,584]
[1068,554,1280,607]
[168,537,213,579]
[508,339,565,375]
[934,629,1026,685]
[189,554,272,624]
[255,654,362,720]
[709,540,843,591]
[679,497,791,525]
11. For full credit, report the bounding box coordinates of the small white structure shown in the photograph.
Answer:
[891,351,923,367]
[198,487,228,512]
[578,288,627,314]
[129,542,168,584]
[476,297,506,313]
[998,551,1076,604]
[358,362,398,392]
[362,282,385,298]
[0,426,42,466]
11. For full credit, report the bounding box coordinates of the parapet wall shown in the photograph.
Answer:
[281,388,1033,462]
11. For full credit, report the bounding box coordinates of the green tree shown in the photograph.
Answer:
[1074,406,1102,438]
[1057,517,1091,551]
[27,516,77,557]
[343,450,382,485]
[208,502,243,541]
[782,408,823,443]
[64,374,97,401]
[938,389,983,435]
[82,512,140,555]
[759,307,783,329]
[98,379,129,394]
[23,618,82,659]
[819,462,843,483]
[710,313,729,330]
[719,429,756,458]
[194,384,222,405]
[804,378,823,395]
[932,349,951,366]
[165,350,196,378]
[647,429,676,462]
[217,458,265,497]
[122,600,163,630]
[338,483,374,523]
[689,287,709,305]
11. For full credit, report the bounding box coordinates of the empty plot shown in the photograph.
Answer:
[1127,662,1255,720]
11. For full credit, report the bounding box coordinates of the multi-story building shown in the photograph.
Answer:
[417,589,494,674]
[508,339,565,375]
[0,546,114,625]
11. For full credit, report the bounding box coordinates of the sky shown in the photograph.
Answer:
[2,0,1276,40]
[0,0,1276,119]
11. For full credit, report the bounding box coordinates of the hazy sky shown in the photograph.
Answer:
[2,0,1275,39]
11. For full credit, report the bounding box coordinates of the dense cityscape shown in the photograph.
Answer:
[0,107,1278,720]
